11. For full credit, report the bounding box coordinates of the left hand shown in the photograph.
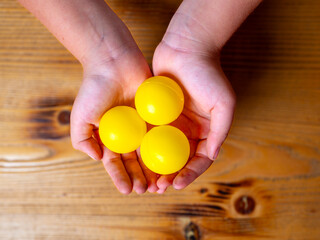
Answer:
[152,41,236,193]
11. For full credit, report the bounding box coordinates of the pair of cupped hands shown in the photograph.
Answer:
[70,23,236,194]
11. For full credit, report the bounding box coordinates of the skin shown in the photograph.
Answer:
[18,0,262,194]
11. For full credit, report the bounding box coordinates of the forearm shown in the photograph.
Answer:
[18,0,135,66]
[163,0,262,54]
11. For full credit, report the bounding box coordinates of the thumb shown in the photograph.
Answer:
[70,116,103,161]
[207,95,236,160]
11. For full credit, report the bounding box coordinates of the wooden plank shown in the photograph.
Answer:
[0,0,320,239]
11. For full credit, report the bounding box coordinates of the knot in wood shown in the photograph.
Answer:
[235,195,255,215]
[184,222,200,240]
[58,110,70,125]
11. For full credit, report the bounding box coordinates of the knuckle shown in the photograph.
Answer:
[219,91,236,110]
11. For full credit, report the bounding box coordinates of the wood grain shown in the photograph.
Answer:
[1,0,320,239]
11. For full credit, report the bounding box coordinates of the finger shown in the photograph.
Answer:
[157,173,177,191]
[93,128,102,146]
[173,155,212,190]
[189,139,197,159]
[136,148,159,193]
[207,95,236,160]
[70,115,102,161]
[156,188,167,194]
[138,160,159,193]
[122,152,147,194]
[102,147,132,194]
[173,140,213,190]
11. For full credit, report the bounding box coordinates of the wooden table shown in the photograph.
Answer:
[1,0,319,239]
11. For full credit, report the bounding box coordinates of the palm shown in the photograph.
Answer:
[152,43,236,191]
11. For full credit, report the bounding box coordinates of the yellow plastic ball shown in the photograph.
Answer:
[99,106,147,154]
[140,125,190,175]
[135,76,184,125]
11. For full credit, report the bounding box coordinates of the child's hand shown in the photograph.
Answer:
[152,42,236,193]
[18,0,161,194]
[71,46,158,194]
[150,0,261,193]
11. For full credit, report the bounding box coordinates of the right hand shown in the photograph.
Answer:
[71,42,158,195]
[18,0,159,195]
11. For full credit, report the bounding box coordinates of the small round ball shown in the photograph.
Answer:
[99,106,146,154]
[140,125,190,175]
[135,76,184,125]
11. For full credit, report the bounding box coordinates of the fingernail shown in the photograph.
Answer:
[173,178,182,190]
[208,145,216,160]
[147,183,158,193]
[88,153,97,161]
[213,146,221,159]
[157,188,166,194]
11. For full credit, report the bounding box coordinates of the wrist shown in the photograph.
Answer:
[77,9,139,68]
[162,0,262,58]
[161,11,221,59]
[82,42,150,85]
[80,26,139,70]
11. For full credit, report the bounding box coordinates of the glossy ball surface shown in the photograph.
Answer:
[140,125,190,175]
[135,76,184,125]
[99,106,146,154]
